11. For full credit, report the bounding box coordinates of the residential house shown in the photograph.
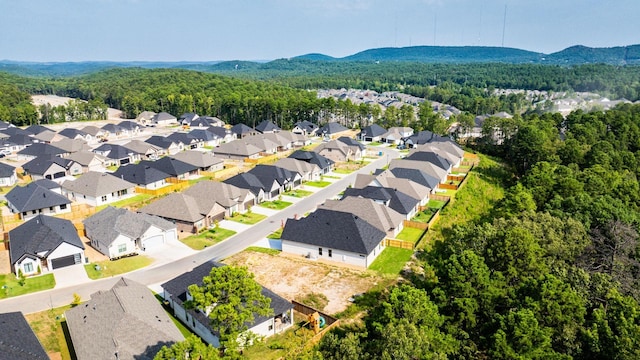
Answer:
[6,182,72,220]
[388,167,440,193]
[281,208,386,268]
[292,120,319,137]
[170,150,224,172]
[139,157,199,180]
[223,173,269,203]
[213,141,262,160]
[80,125,107,141]
[65,278,184,360]
[32,130,64,144]
[100,123,125,138]
[230,123,256,138]
[338,136,366,154]
[242,134,279,154]
[84,206,177,258]
[24,124,53,136]
[251,164,301,189]
[381,127,414,144]
[1,127,31,138]
[136,111,157,126]
[58,128,92,143]
[139,192,225,233]
[413,142,464,168]
[92,144,139,166]
[16,142,66,161]
[145,135,183,155]
[65,150,109,173]
[32,178,62,194]
[50,138,92,154]
[389,158,448,183]
[2,134,36,153]
[9,215,85,276]
[255,120,281,133]
[152,112,178,126]
[357,124,387,142]
[111,163,171,189]
[405,149,453,173]
[342,185,420,219]
[320,197,405,237]
[0,161,17,186]
[22,155,83,181]
[161,261,293,347]
[188,128,222,147]
[354,171,431,206]
[121,139,162,160]
[62,171,135,207]
[167,132,202,149]
[262,132,294,151]
[273,158,321,182]
[207,126,236,143]
[317,122,349,139]
[188,117,212,128]
[0,312,48,360]
[0,120,14,130]
[117,120,142,136]
[313,139,362,162]
[179,112,200,126]
[288,150,334,174]
[183,181,256,217]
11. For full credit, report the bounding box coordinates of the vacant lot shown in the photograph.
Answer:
[224,250,388,315]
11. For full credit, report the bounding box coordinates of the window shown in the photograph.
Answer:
[268,324,274,331]
[24,262,33,273]
[118,244,126,253]
[318,247,323,256]
[49,207,54,211]
[328,249,332,258]
[60,204,67,210]
[101,195,108,202]
[32,210,37,215]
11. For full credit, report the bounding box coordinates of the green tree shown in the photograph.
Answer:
[154,334,220,360]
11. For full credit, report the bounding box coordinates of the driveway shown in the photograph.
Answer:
[54,264,90,289]
[143,238,196,265]
[218,219,252,233]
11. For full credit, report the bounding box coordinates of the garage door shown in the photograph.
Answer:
[51,254,79,269]
[142,235,164,250]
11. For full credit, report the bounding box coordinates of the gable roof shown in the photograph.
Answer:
[314,139,353,157]
[6,182,71,212]
[22,155,76,176]
[241,134,280,152]
[281,208,386,254]
[318,122,349,135]
[1,127,31,137]
[184,181,253,208]
[167,132,198,146]
[122,139,161,155]
[388,167,440,190]
[365,171,432,199]
[293,120,318,133]
[207,126,233,139]
[248,164,296,186]
[359,124,387,138]
[338,136,366,150]
[136,111,157,122]
[188,129,220,142]
[111,163,171,186]
[65,150,107,167]
[58,128,88,139]
[230,123,255,136]
[273,158,319,177]
[9,215,84,263]
[0,312,48,360]
[405,150,452,170]
[50,138,91,153]
[138,193,207,223]
[17,142,66,157]
[139,157,198,177]
[62,171,134,197]
[389,158,448,181]
[153,112,177,122]
[214,141,262,157]
[83,206,175,248]
[255,120,281,133]
[24,124,53,135]
[65,278,184,360]
[80,125,104,137]
[170,150,223,169]
[288,150,334,170]
[32,130,61,143]
[161,261,293,332]
[101,123,124,134]
[93,144,134,160]
[342,185,419,215]
[321,197,404,235]
[117,120,140,131]
[0,161,16,178]
[224,173,268,197]
[145,135,178,150]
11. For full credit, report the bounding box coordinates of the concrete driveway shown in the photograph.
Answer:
[143,238,196,265]
[54,264,90,289]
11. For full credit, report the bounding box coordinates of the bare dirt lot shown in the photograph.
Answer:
[224,249,390,315]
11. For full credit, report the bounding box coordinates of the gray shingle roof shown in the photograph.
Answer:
[214,141,262,157]
[6,182,71,213]
[230,123,255,136]
[112,163,171,186]
[17,143,66,157]
[139,157,197,177]
[22,155,74,176]
[9,215,84,264]
[405,150,452,170]
[62,171,134,198]
[342,186,419,215]
[255,120,281,133]
[65,278,184,360]
[281,208,386,254]
[358,124,387,138]
[289,150,334,170]
[224,172,270,197]
[318,122,348,135]
[138,193,204,223]
[93,144,133,160]
[170,150,223,169]
[388,167,440,190]
[321,197,404,235]
[0,161,16,178]
[0,312,48,360]
[145,135,178,149]
[161,261,293,335]
[184,180,251,209]
[83,206,175,249]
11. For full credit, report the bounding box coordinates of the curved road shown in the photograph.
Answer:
[0,147,398,314]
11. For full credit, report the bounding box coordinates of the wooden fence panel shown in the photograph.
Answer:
[403,220,429,230]
[430,194,451,202]
[384,238,415,250]
[438,183,458,190]
[447,174,465,182]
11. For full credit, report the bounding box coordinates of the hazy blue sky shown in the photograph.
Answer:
[1,0,638,62]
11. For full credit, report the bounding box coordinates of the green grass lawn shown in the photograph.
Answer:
[368,141,384,146]
[420,154,508,249]
[181,228,237,250]
[26,305,73,358]
[412,208,437,223]
[435,188,457,197]
[304,180,331,187]
[395,227,426,243]
[428,199,448,209]
[322,175,341,179]
[154,294,195,338]
[188,175,213,186]
[332,168,354,174]
[228,211,266,224]
[369,247,414,275]
[97,194,153,211]
[0,273,56,299]
[267,228,283,239]
[245,246,281,256]
[260,200,292,210]
[283,189,313,197]
[84,255,153,279]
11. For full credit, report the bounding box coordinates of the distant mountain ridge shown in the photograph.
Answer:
[1,44,639,77]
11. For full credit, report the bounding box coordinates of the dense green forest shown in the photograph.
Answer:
[316,104,640,359]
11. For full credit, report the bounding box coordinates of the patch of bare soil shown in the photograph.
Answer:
[224,251,387,315]
[0,250,10,274]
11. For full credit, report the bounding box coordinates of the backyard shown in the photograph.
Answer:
[369,247,415,275]
[96,193,153,211]
[0,273,56,299]
[84,255,153,279]
[181,228,237,250]
[395,227,425,243]
[26,305,73,360]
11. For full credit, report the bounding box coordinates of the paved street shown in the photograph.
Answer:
[0,147,397,314]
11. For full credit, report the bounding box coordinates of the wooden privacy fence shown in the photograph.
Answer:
[55,203,96,222]
[74,222,86,237]
[292,300,340,347]
[403,220,429,230]
[447,174,465,182]
[438,183,459,190]
[384,238,415,250]
[430,194,451,202]
[245,154,279,165]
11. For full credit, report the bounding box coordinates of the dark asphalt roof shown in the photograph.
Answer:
[9,215,84,264]
[0,312,48,359]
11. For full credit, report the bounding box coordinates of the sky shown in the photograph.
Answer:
[1,0,639,62]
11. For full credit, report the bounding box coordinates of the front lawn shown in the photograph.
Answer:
[283,189,313,198]
[181,228,237,250]
[245,246,281,256]
[267,228,282,239]
[26,305,73,358]
[227,211,266,224]
[259,200,292,210]
[332,168,354,174]
[84,255,153,279]
[0,273,56,299]
[304,180,331,188]
[395,227,426,243]
[369,247,414,275]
